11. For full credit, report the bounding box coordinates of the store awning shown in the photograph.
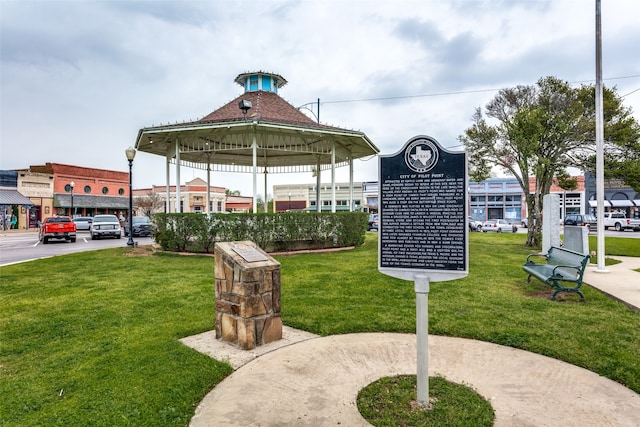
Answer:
[54,194,129,209]
[609,199,634,207]
[0,189,34,206]
[588,200,611,208]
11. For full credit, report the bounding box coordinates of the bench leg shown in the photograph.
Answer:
[550,288,586,302]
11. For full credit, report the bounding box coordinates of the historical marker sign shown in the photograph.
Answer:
[233,244,268,263]
[378,135,468,282]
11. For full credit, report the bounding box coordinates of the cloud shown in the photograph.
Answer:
[1,0,639,196]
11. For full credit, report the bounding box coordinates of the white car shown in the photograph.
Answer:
[72,216,93,231]
[481,219,515,233]
[468,217,483,231]
[90,214,122,240]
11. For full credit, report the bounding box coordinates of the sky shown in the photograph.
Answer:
[1,0,639,198]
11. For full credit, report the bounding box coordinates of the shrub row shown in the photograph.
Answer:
[153,212,369,253]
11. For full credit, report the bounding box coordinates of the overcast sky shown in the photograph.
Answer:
[1,0,639,197]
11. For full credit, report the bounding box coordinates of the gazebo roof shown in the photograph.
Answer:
[135,74,379,173]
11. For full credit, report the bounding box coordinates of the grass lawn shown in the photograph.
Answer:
[1,233,639,425]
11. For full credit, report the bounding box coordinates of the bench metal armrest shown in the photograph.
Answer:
[525,253,547,264]
[551,264,581,278]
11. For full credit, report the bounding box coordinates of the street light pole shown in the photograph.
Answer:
[125,146,137,247]
[70,181,75,217]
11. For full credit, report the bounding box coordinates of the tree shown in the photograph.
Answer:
[576,85,640,191]
[134,191,164,217]
[459,76,639,247]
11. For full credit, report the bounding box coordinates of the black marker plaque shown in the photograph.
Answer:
[378,135,468,282]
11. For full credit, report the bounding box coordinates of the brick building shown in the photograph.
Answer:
[132,178,253,214]
[16,163,130,227]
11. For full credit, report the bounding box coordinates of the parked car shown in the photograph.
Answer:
[90,214,122,240]
[564,214,597,232]
[39,216,76,244]
[124,216,155,237]
[468,217,483,231]
[72,216,93,231]
[481,219,516,233]
[368,214,379,231]
[602,212,640,232]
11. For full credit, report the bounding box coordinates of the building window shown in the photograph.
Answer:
[262,77,272,91]
[249,75,258,91]
[102,187,109,194]
[84,185,91,193]
[118,188,125,195]
[217,201,222,212]
[65,184,72,192]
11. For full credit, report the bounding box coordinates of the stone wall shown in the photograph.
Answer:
[214,241,282,350]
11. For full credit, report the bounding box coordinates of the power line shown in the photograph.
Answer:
[621,87,640,98]
[321,74,640,105]
[323,87,501,105]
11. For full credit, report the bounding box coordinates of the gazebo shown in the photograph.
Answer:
[134,71,379,213]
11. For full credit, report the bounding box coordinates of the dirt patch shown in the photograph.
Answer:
[123,245,157,257]
[526,288,583,303]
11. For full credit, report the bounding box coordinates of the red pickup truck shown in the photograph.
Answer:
[39,216,77,244]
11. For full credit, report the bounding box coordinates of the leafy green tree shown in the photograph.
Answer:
[576,85,640,191]
[459,76,639,247]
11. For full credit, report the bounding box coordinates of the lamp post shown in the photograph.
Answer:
[70,181,75,217]
[288,192,291,212]
[125,146,136,247]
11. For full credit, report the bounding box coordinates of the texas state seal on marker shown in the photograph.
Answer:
[404,137,439,173]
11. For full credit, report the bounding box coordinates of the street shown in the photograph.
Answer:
[0,230,155,267]
[1,227,638,268]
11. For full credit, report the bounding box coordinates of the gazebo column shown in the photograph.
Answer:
[331,142,336,213]
[315,158,321,212]
[263,168,268,213]
[252,134,257,214]
[165,156,171,213]
[175,139,182,212]
[206,163,211,215]
[349,157,354,212]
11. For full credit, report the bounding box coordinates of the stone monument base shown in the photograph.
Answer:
[214,241,282,350]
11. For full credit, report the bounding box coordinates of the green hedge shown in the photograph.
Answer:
[153,212,369,253]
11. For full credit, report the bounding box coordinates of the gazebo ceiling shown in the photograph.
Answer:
[135,87,379,173]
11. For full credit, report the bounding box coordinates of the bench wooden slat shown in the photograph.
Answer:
[523,246,590,301]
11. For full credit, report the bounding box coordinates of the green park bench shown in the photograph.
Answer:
[523,246,591,302]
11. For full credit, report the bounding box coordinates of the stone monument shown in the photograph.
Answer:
[214,241,282,350]
[564,225,590,255]
[542,194,561,254]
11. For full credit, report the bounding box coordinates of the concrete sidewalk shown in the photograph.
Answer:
[186,332,640,426]
[183,257,640,427]
[583,256,640,311]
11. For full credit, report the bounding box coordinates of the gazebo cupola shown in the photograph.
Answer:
[234,71,287,94]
